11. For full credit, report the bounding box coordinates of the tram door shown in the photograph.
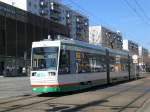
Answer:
[0,62,4,76]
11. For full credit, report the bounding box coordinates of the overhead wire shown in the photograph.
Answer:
[122,0,150,49]
[133,0,150,48]
[123,0,150,28]
[63,0,150,49]
[134,0,150,25]
[64,0,117,30]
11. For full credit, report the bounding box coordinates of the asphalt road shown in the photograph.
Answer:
[0,77,33,99]
[0,74,150,112]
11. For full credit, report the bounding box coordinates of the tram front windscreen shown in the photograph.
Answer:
[32,47,59,71]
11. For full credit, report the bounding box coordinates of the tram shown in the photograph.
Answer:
[30,39,135,93]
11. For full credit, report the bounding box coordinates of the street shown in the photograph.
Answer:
[0,74,150,112]
[0,77,32,99]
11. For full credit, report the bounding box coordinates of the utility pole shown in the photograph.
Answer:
[106,49,110,84]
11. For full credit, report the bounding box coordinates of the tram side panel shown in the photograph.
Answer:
[57,48,131,92]
[57,50,108,92]
[108,52,129,83]
[130,61,137,79]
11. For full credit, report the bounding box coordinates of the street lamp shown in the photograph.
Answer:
[24,51,27,76]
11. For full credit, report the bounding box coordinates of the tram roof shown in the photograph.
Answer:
[61,39,106,52]
[33,39,129,57]
[60,39,129,57]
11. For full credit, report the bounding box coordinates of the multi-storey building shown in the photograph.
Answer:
[123,40,139,55]
[139,47,149,66]
[89,26,123,50]
[0,0,89,42]
[60,5,89,42]
[123,40,139,75]
[28,0,89,42]
[0,1,69,76]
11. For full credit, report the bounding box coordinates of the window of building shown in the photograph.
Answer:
[67,13,70,18]
[76,18,80,22]
[40,1,44,6]
[34,4,37,9]
[28,1,31,7]
[84,22,88,26]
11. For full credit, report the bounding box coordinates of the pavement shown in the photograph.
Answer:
[0,76,33,99]
[137,99,150,112]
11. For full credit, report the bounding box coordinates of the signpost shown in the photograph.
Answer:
[132,55,138,64]
[132,55,139,79]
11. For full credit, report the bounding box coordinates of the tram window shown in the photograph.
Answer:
[109,56,128,72]
[76,52,106,73]
[59,50,70,74]
[32,47,58,70]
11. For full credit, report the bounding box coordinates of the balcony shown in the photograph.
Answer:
[50,2,61,13]
[39,9,49,16]
[50,13,61,22]
[39,1,48,8]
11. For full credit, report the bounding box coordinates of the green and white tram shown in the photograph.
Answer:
[30,39,134,93]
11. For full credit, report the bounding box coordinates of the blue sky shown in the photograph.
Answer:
[62,0,150,50]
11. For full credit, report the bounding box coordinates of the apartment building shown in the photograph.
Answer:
[123,40,139,55]
[89,26,123,50]
[0,1,69,76]
[0,0,89,42]
[139,47,149,66]
[28,0,89,42]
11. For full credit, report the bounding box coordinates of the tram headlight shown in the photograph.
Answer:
[48,72,56,76]
[32,72,36,76]
[51,72,56,76]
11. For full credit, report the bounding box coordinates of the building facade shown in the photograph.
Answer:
[89,26,123,50]
[0,0,89,42]
[139,47,149,66]
[123,40,139,55]
[27,0,89,42]
[0,1,69,76]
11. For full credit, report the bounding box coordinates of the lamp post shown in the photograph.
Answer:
[132,55,138,79]
[24,51,27,76]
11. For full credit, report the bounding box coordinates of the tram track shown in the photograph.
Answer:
[0,96,58,112]
[117,92,148,112]
[0,92,78,112]
[0,78,149,112]
[0,91,75,106]
[60,78,150,112]
[0,94,37,105]
[117,82,150,112]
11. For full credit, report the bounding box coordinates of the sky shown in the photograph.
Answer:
[0,0,27,10]
[62,0,150,50]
